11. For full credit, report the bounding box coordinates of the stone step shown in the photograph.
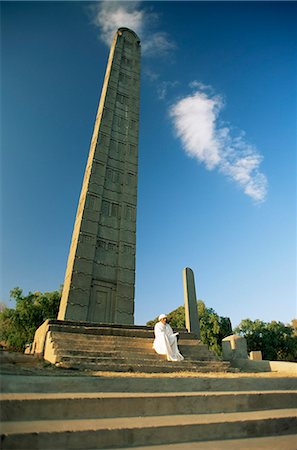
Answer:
[53,349,216,362]
[53,343,156,354]
[46,321,199,340]
[57,350,220,368]
[55,349,162,358]
[49,332,206,349]
[109,434,297,450]
[1,409,296,449]
[2,391,296,422]
[50,342,153,353]
[2,374,296,393]
[48,322,166,337]
[50,331,154,342]
[56,358,230,373]
[48,333,218,362]
[37,322,221,372]
[57,366,230,374]
[51,342,215,359]
[55,354,226,367]
[50,336,211,348]
[51,339,156,349]
[49,335,208,347]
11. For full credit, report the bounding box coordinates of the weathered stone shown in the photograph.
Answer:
[183,267,200,338]
[250,350,263,360]
[222,334,248,360]
[30,320,228,373]
[1,376,296,449]
[58,28,141,325]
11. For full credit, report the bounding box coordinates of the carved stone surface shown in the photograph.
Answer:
[222,335,248,360]
[183,267,200,338]
[58,28,141,324]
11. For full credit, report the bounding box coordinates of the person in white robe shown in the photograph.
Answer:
[153,314,184,362]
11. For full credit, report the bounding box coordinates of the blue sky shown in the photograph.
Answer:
[1,1,296,328]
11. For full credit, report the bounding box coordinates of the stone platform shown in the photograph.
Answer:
[31,320,231,373]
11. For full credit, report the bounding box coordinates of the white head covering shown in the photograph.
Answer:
[158,314,167,321]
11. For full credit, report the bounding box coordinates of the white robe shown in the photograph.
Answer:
[153,321,184,362]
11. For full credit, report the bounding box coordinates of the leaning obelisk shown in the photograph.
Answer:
[58,28,140,325]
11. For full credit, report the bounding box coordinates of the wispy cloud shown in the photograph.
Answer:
[170,83,268,203]
[143,67,160,82]
[189,80,215,94]
[157,80,179,100]
[90,1,175,58]
[141,31,176,57]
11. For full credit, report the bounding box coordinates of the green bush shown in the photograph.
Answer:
[234,318,297,362]
[0,287,61,351]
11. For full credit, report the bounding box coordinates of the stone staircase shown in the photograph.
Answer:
[35,320,230,373]
[1,374,296,449]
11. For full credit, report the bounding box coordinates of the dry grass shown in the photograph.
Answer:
[91,371,297,378]
[1,351,296,379]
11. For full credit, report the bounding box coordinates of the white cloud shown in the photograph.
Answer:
[170,84,268,203]
[91,1,175,57]
[170,92,222,169]
[91,1,144,46]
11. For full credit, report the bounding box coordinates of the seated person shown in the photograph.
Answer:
[153,314,184,362]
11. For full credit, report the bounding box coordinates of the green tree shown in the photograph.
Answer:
[234,319,297,362]
[146,300,232,356]
[0,288,61,351]
[291,319,297,335]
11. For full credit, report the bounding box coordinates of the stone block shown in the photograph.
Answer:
[250,350,263,360]
[117,267,135,284]
[222,335,248,360]
[73,257,93,274]
[93,261,117,281]
[70,272,92,289]
[75,242,96,260]
[80,218,98,235]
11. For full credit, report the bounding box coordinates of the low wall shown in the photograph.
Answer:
[230,358,297,374]
[222,334,296,374]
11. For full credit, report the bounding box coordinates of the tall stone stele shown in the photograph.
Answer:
[183,267,200,338]
[58,28,141,325]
